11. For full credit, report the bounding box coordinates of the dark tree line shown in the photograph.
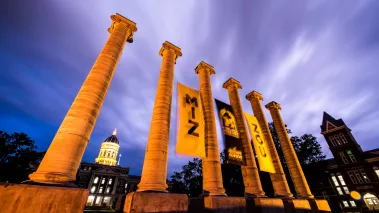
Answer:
[0,131,45,183]
[170,122,326,197]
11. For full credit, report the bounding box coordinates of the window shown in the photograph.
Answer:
[359,169,370,183]
[340,133,348,144]
[108,178,113,185]
[331,175,340,186]
[348,171,358,184]
[93,177,99,184]
[329,136,337,146]
[99,186,104,193]
[336,187,344,195]
[337,174,346,185]
[101,178,106,184]
[103,197,111,206]
[95,196,102,206]
[335,135,342,145]
[343,186,350,194]
[105,186,111,194]
[353,170,364,184]
[91,186,96,193]
[349,201,356,207]
[86,195,95,206]
[375,169,379,178]
[342,201,349,207]
[125,183,128,189]
[347,150,357,163]
[339,152,349,164]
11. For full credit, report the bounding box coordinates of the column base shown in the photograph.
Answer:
[124,192,188,213]
[0,183,88,213]
[28,171,75,185]
[189,196,246,213]
[136,182,168,193]
[246,197,285,213]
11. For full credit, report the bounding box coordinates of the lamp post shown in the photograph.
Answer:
[351,191,363,213]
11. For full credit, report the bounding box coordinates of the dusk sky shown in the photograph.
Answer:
[1,1,378,176]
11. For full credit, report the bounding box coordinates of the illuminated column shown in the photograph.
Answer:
[246,91,293,198]
[195,61,226,196]
[223,78,265,197]
[29,14,137,184]
[265,101,314,199]
[137,41,182,192]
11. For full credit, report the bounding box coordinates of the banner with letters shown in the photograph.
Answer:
[175,83,205,157]
[215,99,245,165]
[245,113,275,173]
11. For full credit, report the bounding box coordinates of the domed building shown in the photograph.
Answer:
[75,129,141,210]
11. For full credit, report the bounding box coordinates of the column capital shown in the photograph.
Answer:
[246,90,263,102]
[108,13,138,43]
[158,41,182,59]
[265,101,282,111]
[222,77,242,90]
[195,61,215,75]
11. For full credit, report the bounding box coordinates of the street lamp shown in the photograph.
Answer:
[350,191,363,213]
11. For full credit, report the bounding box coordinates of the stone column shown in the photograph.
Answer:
[195,61,226,196]
[137,41,182,192]
[265,101,314,199]
[223,78,265,197]
[29,14,137,185]
[246,91,293,198]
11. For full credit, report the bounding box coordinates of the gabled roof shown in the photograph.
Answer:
[320,112,346,132]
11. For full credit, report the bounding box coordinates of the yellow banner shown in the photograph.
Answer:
[175,83,205,157]
[245,113,275,173]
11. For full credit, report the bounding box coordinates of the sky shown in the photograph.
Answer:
[1,0,379,177]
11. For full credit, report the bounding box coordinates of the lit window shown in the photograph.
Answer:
[125,183,128,189]
[329,136,337,146]
[367,199,373,205]
[343,186,349,194]
[335,135,342,145]
[342,201,349,207]
[95,196,102,205]
[331,175,340,186]
[108,178,113,185]
[359,169,370,183]
[99,186,104,193]
[106,187,111,194]
[93,177,99,184]
[349,201,356,207]
[375,169,379,178]
[340,133,348,144]
[86,195,95,206]
[91,186,96,193]
[337,175,346,185]
[103,196,111,206]
[348,171,358,184]
[101,178,106,184]
[347,150,357,163]
[353,170,364,184]
[336,187,343,195]
[339,152,349,164]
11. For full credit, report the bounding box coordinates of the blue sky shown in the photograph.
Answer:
[1,0,379,176]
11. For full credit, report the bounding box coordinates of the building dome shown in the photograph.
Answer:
[104,129,119,144]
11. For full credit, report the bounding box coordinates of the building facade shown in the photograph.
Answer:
[76,130,141,210]
[315,112,379,212]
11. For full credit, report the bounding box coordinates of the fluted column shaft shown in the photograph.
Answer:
[29,14,137,184]
[223,79,265,197]
[195,62,225,196]
[266,102,314,199]
[246,91,292,198]
[137,42,182,192]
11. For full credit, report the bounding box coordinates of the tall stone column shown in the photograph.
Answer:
[246,91,293,198]
[195,61,226,196]
[137,41,182,192]
[29,14,137,185]
[265,101,314,199]
[223,78,265,197]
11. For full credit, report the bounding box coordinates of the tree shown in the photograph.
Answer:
[0,131,45,183]
[170,158,202,197]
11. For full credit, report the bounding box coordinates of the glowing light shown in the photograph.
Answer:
[350,191,361,200]
[112,128,117,136]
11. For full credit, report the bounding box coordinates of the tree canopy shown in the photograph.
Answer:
[0,131,45,183]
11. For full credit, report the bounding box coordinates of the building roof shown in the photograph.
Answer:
[320,112,346,132]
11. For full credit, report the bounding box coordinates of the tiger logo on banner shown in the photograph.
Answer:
[175,83,205,157]
[245,113,275,173]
